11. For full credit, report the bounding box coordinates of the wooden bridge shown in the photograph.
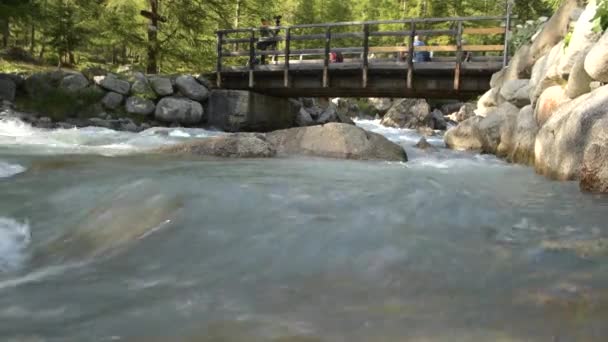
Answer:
[210,9,513,99]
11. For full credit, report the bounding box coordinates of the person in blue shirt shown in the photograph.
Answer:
[413,35,431,62]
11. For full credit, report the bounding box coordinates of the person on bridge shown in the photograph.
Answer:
[413,36,431,62]
[257,18,276,65]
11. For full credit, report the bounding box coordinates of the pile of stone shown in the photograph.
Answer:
[444,0,608,193]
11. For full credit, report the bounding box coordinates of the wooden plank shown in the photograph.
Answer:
[369,46,408,53]
[369,29,455,37]
[463,27,505,35]
[414,44,504,52]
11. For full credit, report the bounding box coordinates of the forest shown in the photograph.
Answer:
[0,0,562,74]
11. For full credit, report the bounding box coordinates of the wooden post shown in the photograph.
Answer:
[249,30,255,88]
[454,21,463,91]
[216,32,223,88]
[362,24,370,88]
[407,22,415,89]
[284,28,291,88]
[503,1,512,68]
[323,26,331,88]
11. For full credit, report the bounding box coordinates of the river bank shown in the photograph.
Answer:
[444,0,608,193]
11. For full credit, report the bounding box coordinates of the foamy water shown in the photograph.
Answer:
[0,218,31,273]
[0,161,25,178]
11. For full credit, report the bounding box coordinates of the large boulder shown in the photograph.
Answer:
[367,98,393,115]
[566,51,594,99]
[101,92,124,110]
[95,74,130,95]
[527,0,583,72]
[266,123,407,161]
[59,72,89,93]
[295,107,315,127]
[580,141,608,193]
[125,96,155,116]
[0,78,16,102]
[444,116,484,151]
[529,42,567,106]
[507,105,539,165]
[155,97,204,125]
[584,30,608,82]
[0,73,24,89]
[149,77,173,97]
[447,103,476,123]
[558,1,601,77]
[477,102,520,156]
[499,79,531,107]
[503,44,532,80]
[535,85,608,180]
[535,85,569,126]
[130,73,156,99]
[175,75,209,101]
[157,134,276,158]
[24,71,64,98]
[430,109,447,130]
[380,98,431,128]
[475,87,503,116]
[316,104,338,124]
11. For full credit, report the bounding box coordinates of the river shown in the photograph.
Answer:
[1,116,608,341]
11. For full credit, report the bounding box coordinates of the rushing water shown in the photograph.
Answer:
[1,115,608,341]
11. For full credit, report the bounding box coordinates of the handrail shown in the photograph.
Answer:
[214,12,514,91]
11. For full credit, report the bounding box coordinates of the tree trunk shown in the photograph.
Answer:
[146,0,159,74]
[69,51,76,65]
[30,22,35,54]
[2,17,9,48]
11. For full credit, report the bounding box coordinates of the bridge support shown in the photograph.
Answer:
[207,90,298,132]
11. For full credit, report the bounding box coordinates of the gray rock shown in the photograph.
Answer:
[120,119,139,132]
[150,77,173,97]
[535,85,608,181]
[175,75,209,101]
[131,73,156,99]
[155,96,204,125]
[367,98,393,114]
[566,51,593,99]
[267,123,407,161]
[300,98,315,108]
[476,87,503,116]
[196,75,212,89]
[507,105,539,165]
[580,141,608,193]
[125,96,155,116]
[380,98,431,128]
[317,104,338,124]
[59,73,89,93]
[430,109,447,130]
[0,78,16,102]
[529,42,567,106]
[490,68,507,88]
[499,79,531,107]
[456,103,476,122]
[503,44,532,80]
[415,137,437,151]
[0,73,24,88]
[24,72,61,98]
[95,74,130,95]
[296,107,315,126]
[584,30,608,82]
[558,2,601,77]
[158,133,275,158]
[101,92,124,110]
[477,102,520,156]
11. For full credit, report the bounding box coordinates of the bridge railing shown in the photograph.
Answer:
[215,8,513,91]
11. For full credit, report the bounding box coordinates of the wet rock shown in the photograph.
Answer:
[149,76,173,97]
[267,123,407,161]
[158,134,276,158]
[415,137,437,151]
[155,96,204,125]
[507,105,539,165]
[444,116,484,151]
[175,75,209,101]
[125,96,155,116]
[380,98,431,129]
[101,92,124,110]
[535,85,569,126]
[535,85,608,180]
[0,78,16,102]
[94,74,130,95]
[430,109,447,130]
[500,79,531,107]
[120,119,139,132]
[417,126,436,137]
[59,72,89,93]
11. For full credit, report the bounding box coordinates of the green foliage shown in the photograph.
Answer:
[593,0,608,33]
[509,18,547,52]
[15,87,104,121]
